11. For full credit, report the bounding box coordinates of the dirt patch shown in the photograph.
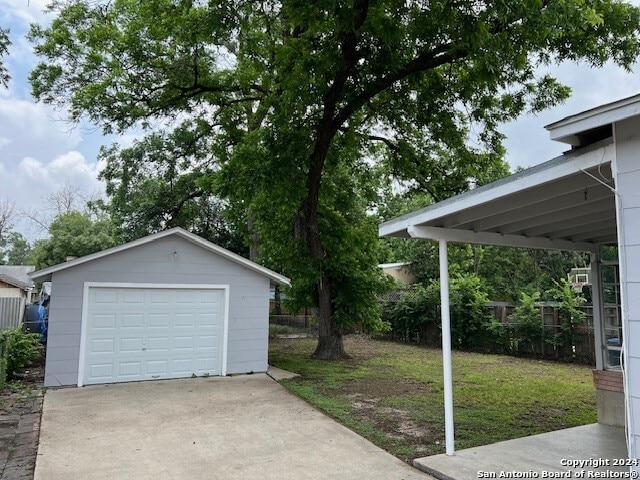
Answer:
[347,392,441,458]
[335,376,440,460]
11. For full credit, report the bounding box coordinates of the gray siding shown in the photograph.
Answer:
[45,236,270,387]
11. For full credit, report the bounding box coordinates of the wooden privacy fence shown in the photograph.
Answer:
[488,303,598,364]
[0,297,26,330]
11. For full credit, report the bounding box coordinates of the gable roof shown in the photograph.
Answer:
[0,266,35,290]
[29,227,290,285]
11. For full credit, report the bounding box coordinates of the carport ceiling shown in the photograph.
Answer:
[379,139,616,252]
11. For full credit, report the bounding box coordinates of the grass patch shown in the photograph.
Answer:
[269,336,596,463]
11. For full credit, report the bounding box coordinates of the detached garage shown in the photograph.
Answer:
[29,227,290,387]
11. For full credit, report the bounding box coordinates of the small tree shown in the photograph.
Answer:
[28,211,118,268]
[507,291,544,355]
[448,274,492,350]
[545,279,587,359]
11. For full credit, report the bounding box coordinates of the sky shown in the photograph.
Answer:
[1,1,640,241]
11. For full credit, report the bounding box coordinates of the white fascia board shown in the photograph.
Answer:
[30,227,291,286]
[407,225,597,252]
[547,94,640,145]
[379,142,613,238]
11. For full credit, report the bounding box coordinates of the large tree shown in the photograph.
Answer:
[0,28,9,88]
[29,0,640,359]
[98,123,247,254]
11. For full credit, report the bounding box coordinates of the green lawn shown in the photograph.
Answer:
[269,336,596,462]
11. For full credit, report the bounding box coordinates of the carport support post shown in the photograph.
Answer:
[439,239,455,456]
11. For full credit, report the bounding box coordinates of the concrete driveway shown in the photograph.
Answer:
[35,372,430,480]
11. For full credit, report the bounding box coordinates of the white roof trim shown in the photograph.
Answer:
[407,225,597,253]
[546,93,640,145]
[379,141,614,240]
[30,227,291,285]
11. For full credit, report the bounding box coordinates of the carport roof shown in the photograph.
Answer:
[379,94,640,252]
[379,138,616,252]
[30,227,291,285]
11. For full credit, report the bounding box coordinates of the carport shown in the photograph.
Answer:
[379,94,640,470]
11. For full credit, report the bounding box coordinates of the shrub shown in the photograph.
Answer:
[381,284,440,344]
[382,274,491,348]
[0,327,41,382]
[507,291,544,354]
[545,279,586,357]
[447,274,492,349]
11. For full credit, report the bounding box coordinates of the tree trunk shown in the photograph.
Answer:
[312,269,348,359]
[298,133,348,360]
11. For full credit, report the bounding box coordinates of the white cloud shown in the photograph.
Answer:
[0,0,51,25]
[502,59,640,169]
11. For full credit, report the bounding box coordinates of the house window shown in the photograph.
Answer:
[600,245,622,370]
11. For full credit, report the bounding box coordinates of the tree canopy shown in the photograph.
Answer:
[29,0,640,359]
[0,28,9,88]
[29,211,117,269]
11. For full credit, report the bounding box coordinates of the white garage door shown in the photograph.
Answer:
[81,285,226,386]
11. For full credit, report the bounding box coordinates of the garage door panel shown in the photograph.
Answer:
[120,337,144,352]
[92,314,116,329]
[118,362,141,377]
[198,313,219,327]
[123,290,145,303]
[93,290,118,304]
[198,358,217,371]
[122,313,144,328]
[171,358,195,373]
[173,336,195,350]
[91,339,115,354]
[89,363,114,379]
[84,286,225,385]
[175,313,196,327]
[198,335,218,350]
[147,360,169,375]
[149,291,171,304]
[148,313,170,328]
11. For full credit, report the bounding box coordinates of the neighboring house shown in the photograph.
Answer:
[379,262,417,285]
[0,265,35,300]
[379,93,640,467]
[29,228,289,388]
[0,266,35,329]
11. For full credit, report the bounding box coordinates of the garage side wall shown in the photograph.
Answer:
[44,236,270,387]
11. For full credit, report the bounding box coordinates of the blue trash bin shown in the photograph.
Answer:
[607,338,621,367]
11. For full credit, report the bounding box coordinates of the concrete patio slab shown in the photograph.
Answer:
[414,424,627,480]
[266,365,300,381]
[35,374,431,480]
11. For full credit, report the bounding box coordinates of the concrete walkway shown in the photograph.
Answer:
[414,424,627,480]
[35,373,431,480]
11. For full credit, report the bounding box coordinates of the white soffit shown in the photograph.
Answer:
[379,140,615,252]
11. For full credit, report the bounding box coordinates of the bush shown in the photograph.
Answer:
[0,327,41,383]
[507,291,545,354]
[381,284,440,344]
[545,279,586,356]
[382,274,492,349]
[447,274,492,349]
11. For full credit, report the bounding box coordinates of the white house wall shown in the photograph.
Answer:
[44,235,270,387]
[613,116,640,466]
